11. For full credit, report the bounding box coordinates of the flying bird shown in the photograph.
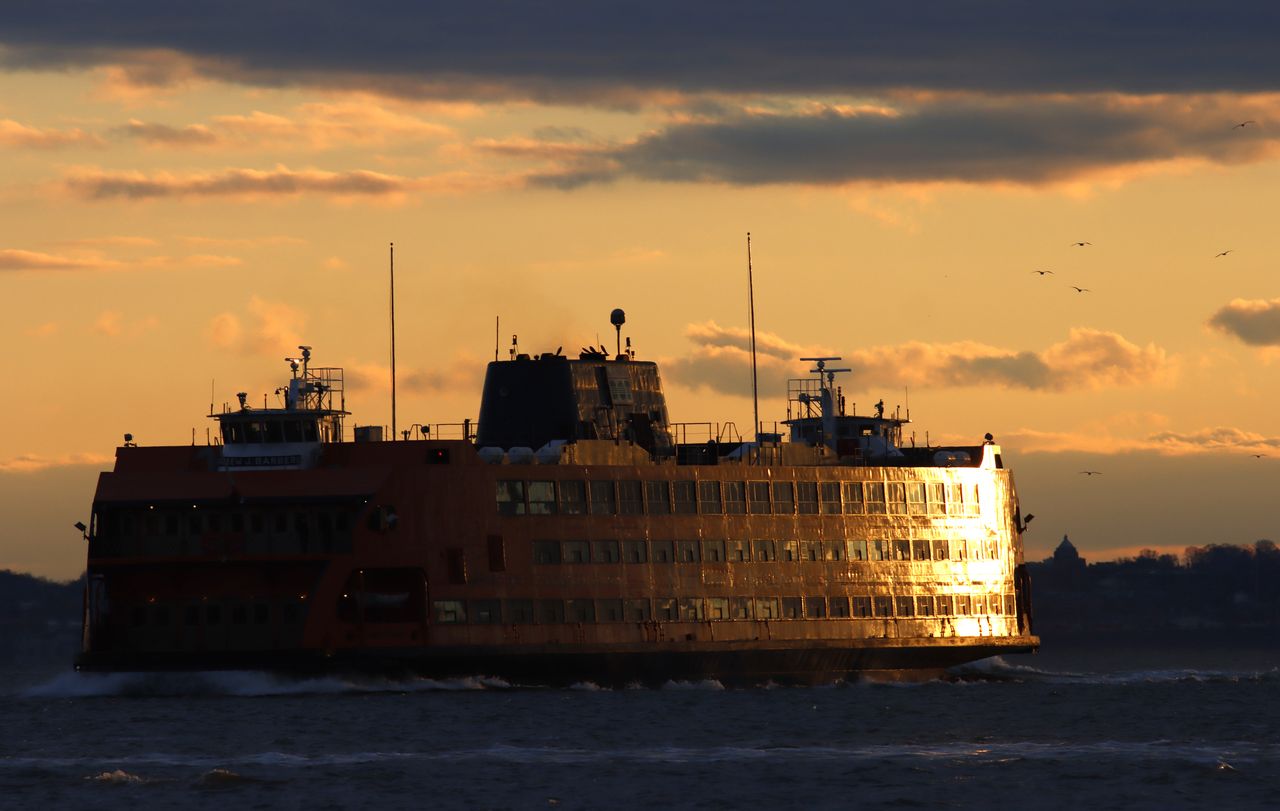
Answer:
[1031,269,1054,276]
[1234,120,1256,129]
[1252,453,1266,459]
[1071,242,1092,247]
[1079,470,1103,476]
[1071,286,1091,293]
[1215,250,1233,258]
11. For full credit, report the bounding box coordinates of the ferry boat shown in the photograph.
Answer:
[77,313,1038,684]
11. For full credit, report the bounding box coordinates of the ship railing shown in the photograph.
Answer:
[349,420,478,442]
[669,422,744,445]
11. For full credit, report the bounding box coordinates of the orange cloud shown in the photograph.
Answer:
[0,248,241,273]
[345,354,485,396]
[1001,425,1280,457]
[0,452,115,473]
[93,311,159,338]
[1207,297,1280,347]
[207,296,306,356]
[0,118,102,149]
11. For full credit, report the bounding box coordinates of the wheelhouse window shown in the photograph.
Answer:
[559,480,587,515]
[748,482,771,514]
[589,481,617,515]
[673,480,697,514]
[906,482,927,515]
[496,480,526,515]
[772,482,795,514]
[865,482,887,514]
[723,481,747,514]
[797,482,819,514]
[528,481,556,515]
[842,482,864,514]
[820,482,842,514]
[698,481,722,514]
[886,482,907,515]
[645,480,671,514]
[618,480,644,515]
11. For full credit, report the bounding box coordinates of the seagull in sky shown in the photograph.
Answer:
[1031,269,1054,275]
[1071,286,1091,293]
[1071,241,1092,247]
[1079,470,1103,476]
[1215,250,1233,258]
[1251,453,1266,459]
[1234,120,1256,129]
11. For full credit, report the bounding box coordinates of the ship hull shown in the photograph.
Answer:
[75,635,1038,686]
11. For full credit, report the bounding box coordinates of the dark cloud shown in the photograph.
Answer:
[65,165,414,200]
[530,96,1278,188]
[1207,297,1280,347]
[666,322,1175,396]
[2,3,1280,100]
[116,120,218,145]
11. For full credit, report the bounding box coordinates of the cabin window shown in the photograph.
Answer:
[747,482,771,514]
[781,540,800,561]
[755,597,782,620]
[870,540,889,561]
[224,422,245,444]
[559,480,587,515]
[679,598,705,621]
[936,596,955,616]
[488,535,506,571]
[250,512,265,534]
[916,596,934,616]
[245,421,265,443]
[591,540,621,563]
[589,481,617,515]
[623,540,648,564]
[231,513,244,533]
[828,596,850,618]
[727,540,751,562]
[895,596,915,617]
[645,481,671,514]
[231,604,247,625]
[651,540,674,563]
[955,595,971,615]
[820,482,842,514]
[842,482,864,514]
[770,597,796,619]
[729,597,752,620]
[447,548,467,583]
[274,512,288,533]
[656,598,678,621]
[673,480,697,514]
[1004,594,1017,616]
[932,540,949,561]
[528,481,557,514]
[254,603,269,624]
[967,484,982,515]
[886,482,907,515]
[823,541,845,562]
[618,480,644,514]
[302,421,319,442]
[971,595,987,615]
[496,480,526,515]
[597,599,624,622]
[708,597,729,620]
[283,421,303,443]
[953,539,969,561]
[803,541,820,562]
[532,540,562,564]
[698,481,722,514]
[676,540,701,563]
[912,540,930,561]
[754,539,777,562]
[806,597,827,618]
[865,482,887,514]
[794,481,818,514]
[472,600,502,624]
[772,482,795,514]
[538,600,566,624]
[625,599,652,622]
[702,539,726,563]
[433,600,466,624]
[507,599,534,624]
[567,599,595,623]
[723,481,747,514]
[906,482,927,515]
[928,483,947,515]
[892,540,911,562]
[852,596,872,617]
[873,596,894,617]
[948,483,965,515]
[562,541,590,563]
[847,539,868,561]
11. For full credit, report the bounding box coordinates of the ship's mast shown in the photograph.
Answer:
[390,241,397,441]
[747,232,760,457]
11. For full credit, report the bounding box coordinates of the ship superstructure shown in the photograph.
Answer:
[78,313,1037,684]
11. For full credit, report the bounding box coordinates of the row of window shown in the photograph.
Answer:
[496,479,982,517]
[432,593,1018,624]
[531,537,1004,565]
[96,507,354,540]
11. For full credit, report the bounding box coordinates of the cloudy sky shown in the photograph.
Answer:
[2,2,1279,579]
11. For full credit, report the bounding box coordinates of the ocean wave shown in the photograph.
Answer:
[85,769,149,785]
[20,670,513,698]
[949,657,1280,686]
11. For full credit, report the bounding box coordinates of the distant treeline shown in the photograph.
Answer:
[1028,540,1280,638]
[0,570,83,664]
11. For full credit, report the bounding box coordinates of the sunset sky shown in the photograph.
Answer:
[2,2,1279,580]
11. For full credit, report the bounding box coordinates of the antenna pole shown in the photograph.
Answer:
[747,232,760,456]
[495,316,500,362]
[390,241,397,440]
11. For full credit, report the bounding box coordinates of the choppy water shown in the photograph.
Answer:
[3,646,1278,810]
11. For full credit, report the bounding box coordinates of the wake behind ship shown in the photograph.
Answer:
[77,312,1038,684]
